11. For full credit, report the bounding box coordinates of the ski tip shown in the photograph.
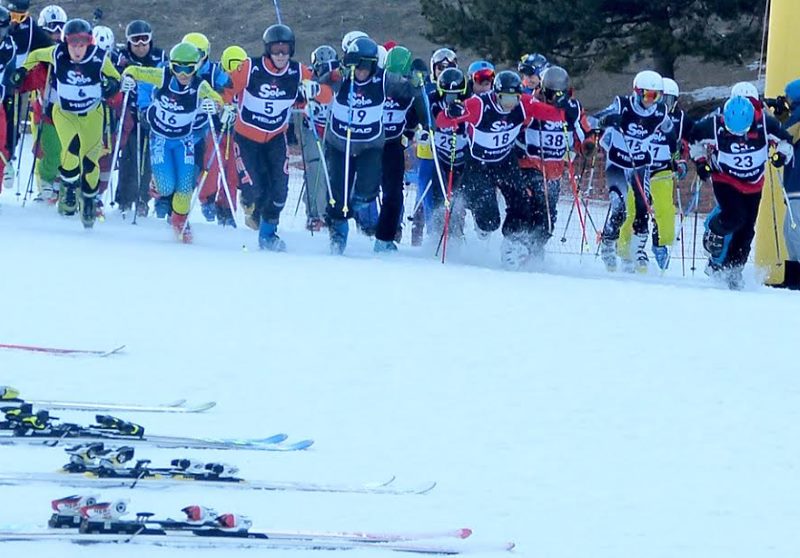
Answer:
[505,541,516,551]
[165,400,188,408]
[279,439,314,451]
[187,401,216,412]
[100,345,127,357]
[458,528,472,539]
[259,433,289,444]
[417,481,437,495]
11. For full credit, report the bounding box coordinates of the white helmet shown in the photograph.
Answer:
[731,81,758,99]
[37,5,67,33]
[633,70,664,92]
[376,45,387,69]
[341,31,368,53]
[662,77,679,97]
[92,25,115,51]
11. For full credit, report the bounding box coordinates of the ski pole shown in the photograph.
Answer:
[299,106,335,207]
[439,130,458,263]
[132,117,142,223]
[675,177,686,277]
[206,113,240,229]
[107,90,130,209]
[561,123,588,251]
[775,164,798,230]
[342,65,356,217]
[417,79,449,206]
[272,0,283,24]
[293,110,316,234]
[690,177,701,275]
[407,178,433,220]
[13,93,31,199]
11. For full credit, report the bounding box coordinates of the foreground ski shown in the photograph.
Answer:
[1,387,216,414]
[0,431,310,452]
[0,343,126,357]
[25,399,216,414]
[0,531,515,554]
[0,471,436,496]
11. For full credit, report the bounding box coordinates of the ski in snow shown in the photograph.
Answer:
[0,343,126,357]
[0,471,437,496]
[0,531,516,554]
[23,399,216,414]
[0,430,312,452]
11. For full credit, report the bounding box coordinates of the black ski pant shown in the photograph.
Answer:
[236,132,288,224]
[325,145,382,221]
[707,180,762,268]
[377,139,406,242]
[116,113,152,209]
[462,157,520,234]
[505,168,561,242]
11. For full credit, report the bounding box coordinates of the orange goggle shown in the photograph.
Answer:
[9,11,28,24]
[472,68,495,85]
[635,88,663,104]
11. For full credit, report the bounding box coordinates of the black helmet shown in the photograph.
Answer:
[343,36,379,75]
[437,67,467,97]
[62,18,92,42]
[263,24,295,57]
[494,71,523,95]
[518,53,548,77]
[311,44,339,76]
[125,20,152,42]
[541,65,569,91]
[410,57,429,80]
[6,0,29,13]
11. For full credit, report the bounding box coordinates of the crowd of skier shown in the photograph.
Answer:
[0,1,797,289]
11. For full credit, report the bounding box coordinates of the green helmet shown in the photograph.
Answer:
[170,41,202,65]
[169,42,202,75]
[385,46,412,77]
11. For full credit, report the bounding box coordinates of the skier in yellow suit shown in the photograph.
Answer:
[15,18,120,228]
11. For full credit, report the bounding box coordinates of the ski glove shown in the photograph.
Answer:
[673,159,689,180]
[445,101,465,119]
[771,151,788,168]
[101,77,120,100]
[200,98,218,116]
[120,75,137,93]
[410,71,426,89]
[220,104,237,128]
[773,141,794,168]
[599,113,621,129]
[301,79,321,101]
[765,95,791,118]
[8,67,26,88]
[696,161,712,182]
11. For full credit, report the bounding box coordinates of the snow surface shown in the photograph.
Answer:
[1,147,800,558]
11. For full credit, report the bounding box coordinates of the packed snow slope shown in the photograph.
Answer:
[1,177,799,558]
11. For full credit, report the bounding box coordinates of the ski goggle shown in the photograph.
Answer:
[170,62,197,77]
[9,11,28,24]
[442,92,461,105]
[127,33,152,46]
[44,23,65,34]
[65,33,92,47]
[269,43,291,56]
[472,68,495,85]
[635,88,663,104]
[354,57,377,71]
[498,92,521,107]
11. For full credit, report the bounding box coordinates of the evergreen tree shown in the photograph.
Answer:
[420,0,764,77]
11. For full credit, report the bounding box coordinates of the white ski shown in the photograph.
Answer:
[25,399,217,414]
[0,471,436,496]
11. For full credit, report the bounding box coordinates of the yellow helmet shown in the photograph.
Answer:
[182,32,210,59]
[221,45,247,73]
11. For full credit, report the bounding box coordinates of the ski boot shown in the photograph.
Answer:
[306,216,324,232]
[652,244,670,271]
[328,218,349,255]
[136,199,149,218]
[703,229,727,260]
[353,200,378,237]
[374,239,398,253]
[154,195,173,219]
[632,233,649,274]
[600,237,618,271]
[201,199,217,222]
[170,213,192,244]
[500,234,531,271]
[79,192,98,229]
[216,206,237,228]
[95,198,105,222]
[258,220,287,252]
[57,181,79,216]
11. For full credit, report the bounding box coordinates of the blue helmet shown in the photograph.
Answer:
[467,60,494,79]
[785,78,800,104]
[723,96,755,135]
